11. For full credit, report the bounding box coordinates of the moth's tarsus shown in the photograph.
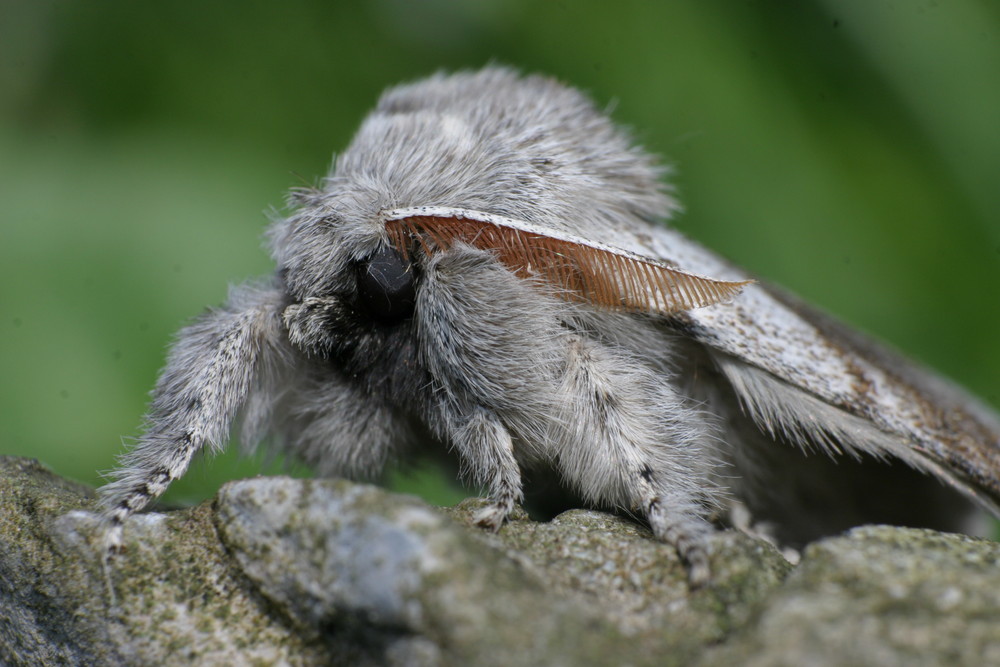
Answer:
[100,66,1000,588]
[685,552,711,589]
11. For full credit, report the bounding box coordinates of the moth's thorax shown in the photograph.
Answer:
[271,68,683,301]
[331,70,675,240]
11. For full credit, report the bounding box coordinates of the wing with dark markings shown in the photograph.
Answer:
[637,225,1000,516]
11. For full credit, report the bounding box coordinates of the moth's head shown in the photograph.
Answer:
[274,200,424,369]
[269,186,418,326]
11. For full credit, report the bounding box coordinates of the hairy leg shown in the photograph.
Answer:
[406,245,720,581]
[552,334,718,585]
[414,246,567,529]
[442,401,523,531]
[98,283,289,549]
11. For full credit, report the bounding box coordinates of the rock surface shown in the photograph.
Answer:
[2,455,999,666]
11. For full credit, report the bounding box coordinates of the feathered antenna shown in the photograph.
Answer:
[381,206,752,315]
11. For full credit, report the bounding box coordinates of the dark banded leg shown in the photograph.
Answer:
[638,473,712,587]
[98,284,286,551]
[102,435,197,552]
[442,403,524,533]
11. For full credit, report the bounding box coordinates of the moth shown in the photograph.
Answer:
[100,67,1000,585]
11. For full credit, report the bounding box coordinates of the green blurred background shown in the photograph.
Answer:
[2,0,999,509]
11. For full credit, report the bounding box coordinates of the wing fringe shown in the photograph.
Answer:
[715,353,1000,518]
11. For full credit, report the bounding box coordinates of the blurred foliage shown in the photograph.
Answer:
[2,0,999,509]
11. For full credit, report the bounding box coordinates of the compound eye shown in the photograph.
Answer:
[355,245,416,323]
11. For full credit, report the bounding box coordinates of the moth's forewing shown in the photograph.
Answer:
[635,225,1000,518]
[753,284,1000,507]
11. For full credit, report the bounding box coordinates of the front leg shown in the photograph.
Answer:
[441,400,524,532]
[414,246,566,531]
[99,283,288,549]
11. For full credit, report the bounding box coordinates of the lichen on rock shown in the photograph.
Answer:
[2,456,999,666]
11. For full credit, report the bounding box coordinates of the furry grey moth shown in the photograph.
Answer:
[100,67,1000,585]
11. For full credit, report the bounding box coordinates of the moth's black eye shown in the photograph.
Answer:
[355,245,416,323]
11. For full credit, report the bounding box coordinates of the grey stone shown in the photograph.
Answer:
[701,525,1000,667]
[2,455,998,666]
[0,457,328,666]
